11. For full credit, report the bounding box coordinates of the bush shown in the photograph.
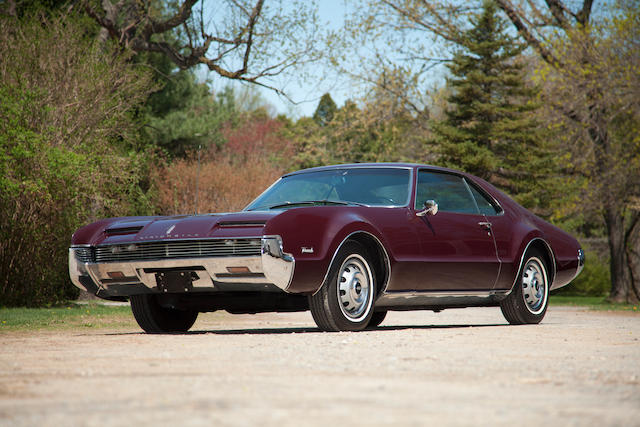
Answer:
[153,151,283,214]
[0,14,155,306]
[552,250,610,297]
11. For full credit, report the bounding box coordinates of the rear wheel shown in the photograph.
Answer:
[309,241,376,331]
[500,249,549,325]
[130,294,198,333]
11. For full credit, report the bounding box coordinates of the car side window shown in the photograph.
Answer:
[466,181,501,216]
[415,170,479,214]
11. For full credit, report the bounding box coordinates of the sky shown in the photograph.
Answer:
[203,0,355,118]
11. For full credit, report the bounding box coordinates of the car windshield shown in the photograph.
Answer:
[245,167,411,211]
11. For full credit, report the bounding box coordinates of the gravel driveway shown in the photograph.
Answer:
[1,306,639,426]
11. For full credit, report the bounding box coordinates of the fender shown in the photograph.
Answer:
[263,207,391,294]
[313,229,392,296]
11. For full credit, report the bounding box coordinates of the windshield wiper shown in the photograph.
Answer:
[267,200,366,210]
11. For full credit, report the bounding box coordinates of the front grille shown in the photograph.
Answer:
[75,247,95,263]
[94,238,262,263]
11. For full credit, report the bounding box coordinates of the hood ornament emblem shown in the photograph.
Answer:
[166,225,176,235]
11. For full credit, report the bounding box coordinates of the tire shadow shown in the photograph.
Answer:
[101,323,508,336]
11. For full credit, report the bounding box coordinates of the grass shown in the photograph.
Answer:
[1,295,637,332]
[0,302,136,332]
[550,295,639,312]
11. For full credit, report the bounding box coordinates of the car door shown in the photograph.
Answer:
[408,169,500,291]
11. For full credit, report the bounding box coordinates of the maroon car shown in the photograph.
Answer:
[69,163,584,333]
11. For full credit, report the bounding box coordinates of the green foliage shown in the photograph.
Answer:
[289,92,428,169]
[553,251,611,297]
[429,0,558,215]
[0,13,156,307]
[137,50,239,157]
[313,93,337,126]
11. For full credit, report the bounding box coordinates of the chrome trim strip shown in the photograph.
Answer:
[314,231,391,296]
[261,235,295,292]
[94,236,263,246]
[376,289,510,307]
[507,238,557,295]
[382,290,509,298]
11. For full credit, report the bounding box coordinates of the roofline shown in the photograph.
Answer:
[283,162,466,177]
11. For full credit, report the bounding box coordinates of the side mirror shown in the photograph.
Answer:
[416,200,438,217]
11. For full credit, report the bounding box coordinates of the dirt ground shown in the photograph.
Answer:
[0,306,639,427]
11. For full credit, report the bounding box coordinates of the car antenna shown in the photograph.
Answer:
[194,144,201,215]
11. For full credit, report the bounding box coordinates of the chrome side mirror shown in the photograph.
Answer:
[416,200,438,217]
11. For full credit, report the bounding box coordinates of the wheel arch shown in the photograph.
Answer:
[316,230,391,297]
[508,237,557,294]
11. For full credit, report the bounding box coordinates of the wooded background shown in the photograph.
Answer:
[0,0,638,306]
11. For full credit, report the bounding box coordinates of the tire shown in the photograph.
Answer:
[367,310,388,329]
[309,241,376,332]
[130,294,198,334]
[500,249,550,325]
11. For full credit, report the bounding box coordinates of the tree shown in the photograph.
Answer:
[430,0,556,213]
[312,93,337,126]
[83,0,321,98]
[537,2,640,301]
[350,0,640,302]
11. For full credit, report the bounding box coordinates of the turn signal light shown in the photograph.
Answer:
[107,271,125,279]
[226,266,250,274]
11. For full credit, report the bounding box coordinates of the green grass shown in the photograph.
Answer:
[0,302,135,332]
[550,295,640,312]
[1,296,637,332]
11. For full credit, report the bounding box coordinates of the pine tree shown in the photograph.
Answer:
[430,0,556,213]
[313,93,338,127]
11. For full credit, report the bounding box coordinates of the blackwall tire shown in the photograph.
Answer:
[130,294,198,334]
[309,241,376,332]
[500,249,549,325]
[367,311,388,329]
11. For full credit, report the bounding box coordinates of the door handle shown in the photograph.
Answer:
[478,221,492,230]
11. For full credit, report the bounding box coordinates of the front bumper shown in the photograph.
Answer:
[69,236,295,296]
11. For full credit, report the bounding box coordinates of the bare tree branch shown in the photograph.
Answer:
[495,0,557,64]
[83,0,318,95]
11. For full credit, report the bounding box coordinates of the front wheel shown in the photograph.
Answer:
[130,294,198,333]
[500,249,549,325]
[367,311,388,329]
[309,241,376,331]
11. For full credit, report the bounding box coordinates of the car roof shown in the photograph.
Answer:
[283,162,465,177]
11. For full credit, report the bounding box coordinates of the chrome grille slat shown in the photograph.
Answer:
[94,239,261,263]
[75,247,94,263]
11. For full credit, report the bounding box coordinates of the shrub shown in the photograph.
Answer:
[552,250,610,297]
[153,150,283,215]
[0,14,155,306]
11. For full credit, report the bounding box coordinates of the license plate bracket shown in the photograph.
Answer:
[155,270,199,293]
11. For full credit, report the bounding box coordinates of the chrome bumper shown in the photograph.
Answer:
[69,236,295,294]
[576,248,585,277]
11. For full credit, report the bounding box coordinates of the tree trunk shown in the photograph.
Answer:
[625,214,640,303]
[605,206,633,302]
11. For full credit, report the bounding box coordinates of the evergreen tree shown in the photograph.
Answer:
[430,0,556,213]
[312,93,337,127]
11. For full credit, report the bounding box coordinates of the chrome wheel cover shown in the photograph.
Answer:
[337,254,373,322]
[521,257,548,315]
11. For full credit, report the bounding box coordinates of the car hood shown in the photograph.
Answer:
[72,211,280,246]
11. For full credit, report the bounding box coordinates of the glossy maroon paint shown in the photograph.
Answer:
[71,163,582,295]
